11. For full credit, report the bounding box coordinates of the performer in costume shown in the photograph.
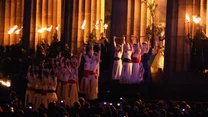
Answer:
[141,38,153,85]
[112,37,124,80]
[67,53,82,106]
[47,70,58,104]
[61,58,71,104]
[131,36,143,83]
[41,68,50,108]
[120,39,133,84]
[33,69,43,109]
[25,66,35,105]
[80,46,91,95]
[88,44,101,100]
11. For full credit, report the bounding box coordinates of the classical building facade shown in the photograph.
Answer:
[0,0,207,74]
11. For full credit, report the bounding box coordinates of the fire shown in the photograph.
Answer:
[81,20,86,30]
[104,24,108,29]
[15,28,22,34]
[186,13,190,22]
[0,80,11,87]
[38,28,47,33]
[94,20,99,30]
[47,25,52,32]
[8,25,18,34]
[56,25,58,31]
[193,16,201,24]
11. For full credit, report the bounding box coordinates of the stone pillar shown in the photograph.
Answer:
[77,0,84,51]
[206,0,208,36]
[71,0,78,51]
[126,0,132,41]
[164,0,179,74]
[100,0,105,34]
[4,0,11,45]
[42,0,48,43]
[57,0,62,40]
[85,0,91,43]
[0,0,5,44]
[30,0,36,49]
[10,0,16,45]
[52,0,57,37]
[96,0,101,39]
[35,0,42,48]
[91,0,96,31]
[16,0,22,43]
[140,0,147,42]
[133,0,141,37]
[47,0,53,44]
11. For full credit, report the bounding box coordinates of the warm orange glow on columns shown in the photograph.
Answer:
[48,0,53,45]
[200,0,205,26]
[91,0,96,32]
[206,0,208,36]
[133,0,140,37]
[140,0,147,42]
[10,0,16,45]
[30,0,36,49]
[85,0,91,43]
[57,0,62,40]
[52,0,57,38]
[126,0,132,41]
[71,0,78,51]
[100,0,105,34]
[4,0,11,45]
[96,0,101,39]
[42,0,48,43]
[146,0,152,27]
[35,0,42,48]
[0,1,5,44]
[16,0,22,43]
[77,0,85,50]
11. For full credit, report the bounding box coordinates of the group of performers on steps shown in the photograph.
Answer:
[25,44,101,109]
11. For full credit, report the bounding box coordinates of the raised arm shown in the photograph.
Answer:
[113,36,117,47]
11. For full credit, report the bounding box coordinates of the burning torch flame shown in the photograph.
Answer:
[8,25,18,34]
[0,80,11,87]
[104,24,108,30]
[15,27,23,34]
[81,20,86,30]
[193,16,201,24]
[94,20,99,30]
[38,28,47,33]
[56,25,58,31]
[186,13,190,22]
[47,25,52,32]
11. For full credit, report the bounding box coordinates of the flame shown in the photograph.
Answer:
[47,25,52,32]
[8,25,18,34]
[56,25,58,31]
[38,28,47,33]
[81,20,86,30]
[15,28,22,34]
[104,24,108,29]
[0,80,11,87]
[193,16,201,24]
[186,13,190,22]
[94,20,99,30]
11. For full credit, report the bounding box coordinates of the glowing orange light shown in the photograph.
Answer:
[81,20,86,30]
[193,16,201,24]
[186,13,190,22]
[8,25,18,34]
[47,25,52,32]
[94,20,99,30]
[38,28,47,33]
[56,25,58,31]
[104,24,108,29]
[0,80,11,87]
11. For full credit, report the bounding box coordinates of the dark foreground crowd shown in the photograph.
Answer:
[1,91,208,117]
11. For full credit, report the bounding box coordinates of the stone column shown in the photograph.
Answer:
[42,0,48,43]
[35,0,42,48]
[16,0,22,43]
[47,0,53,44]
[126,0,132,41]
[100,0,105,34]
[0,0,5,44]
[77,0,84,51]
[133,0,141,37]
[140,0,147,42]
[96,0,101,39]
[52,0,57,37]
[30,0,36,49]
[85,0,91,43]
[4,0,11,45]
[71,0,78,50]
[164,0,179,74]
[206,0,208,36]
[57,0,62,40]
[91,0,96,31]
[10,0,16,45]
